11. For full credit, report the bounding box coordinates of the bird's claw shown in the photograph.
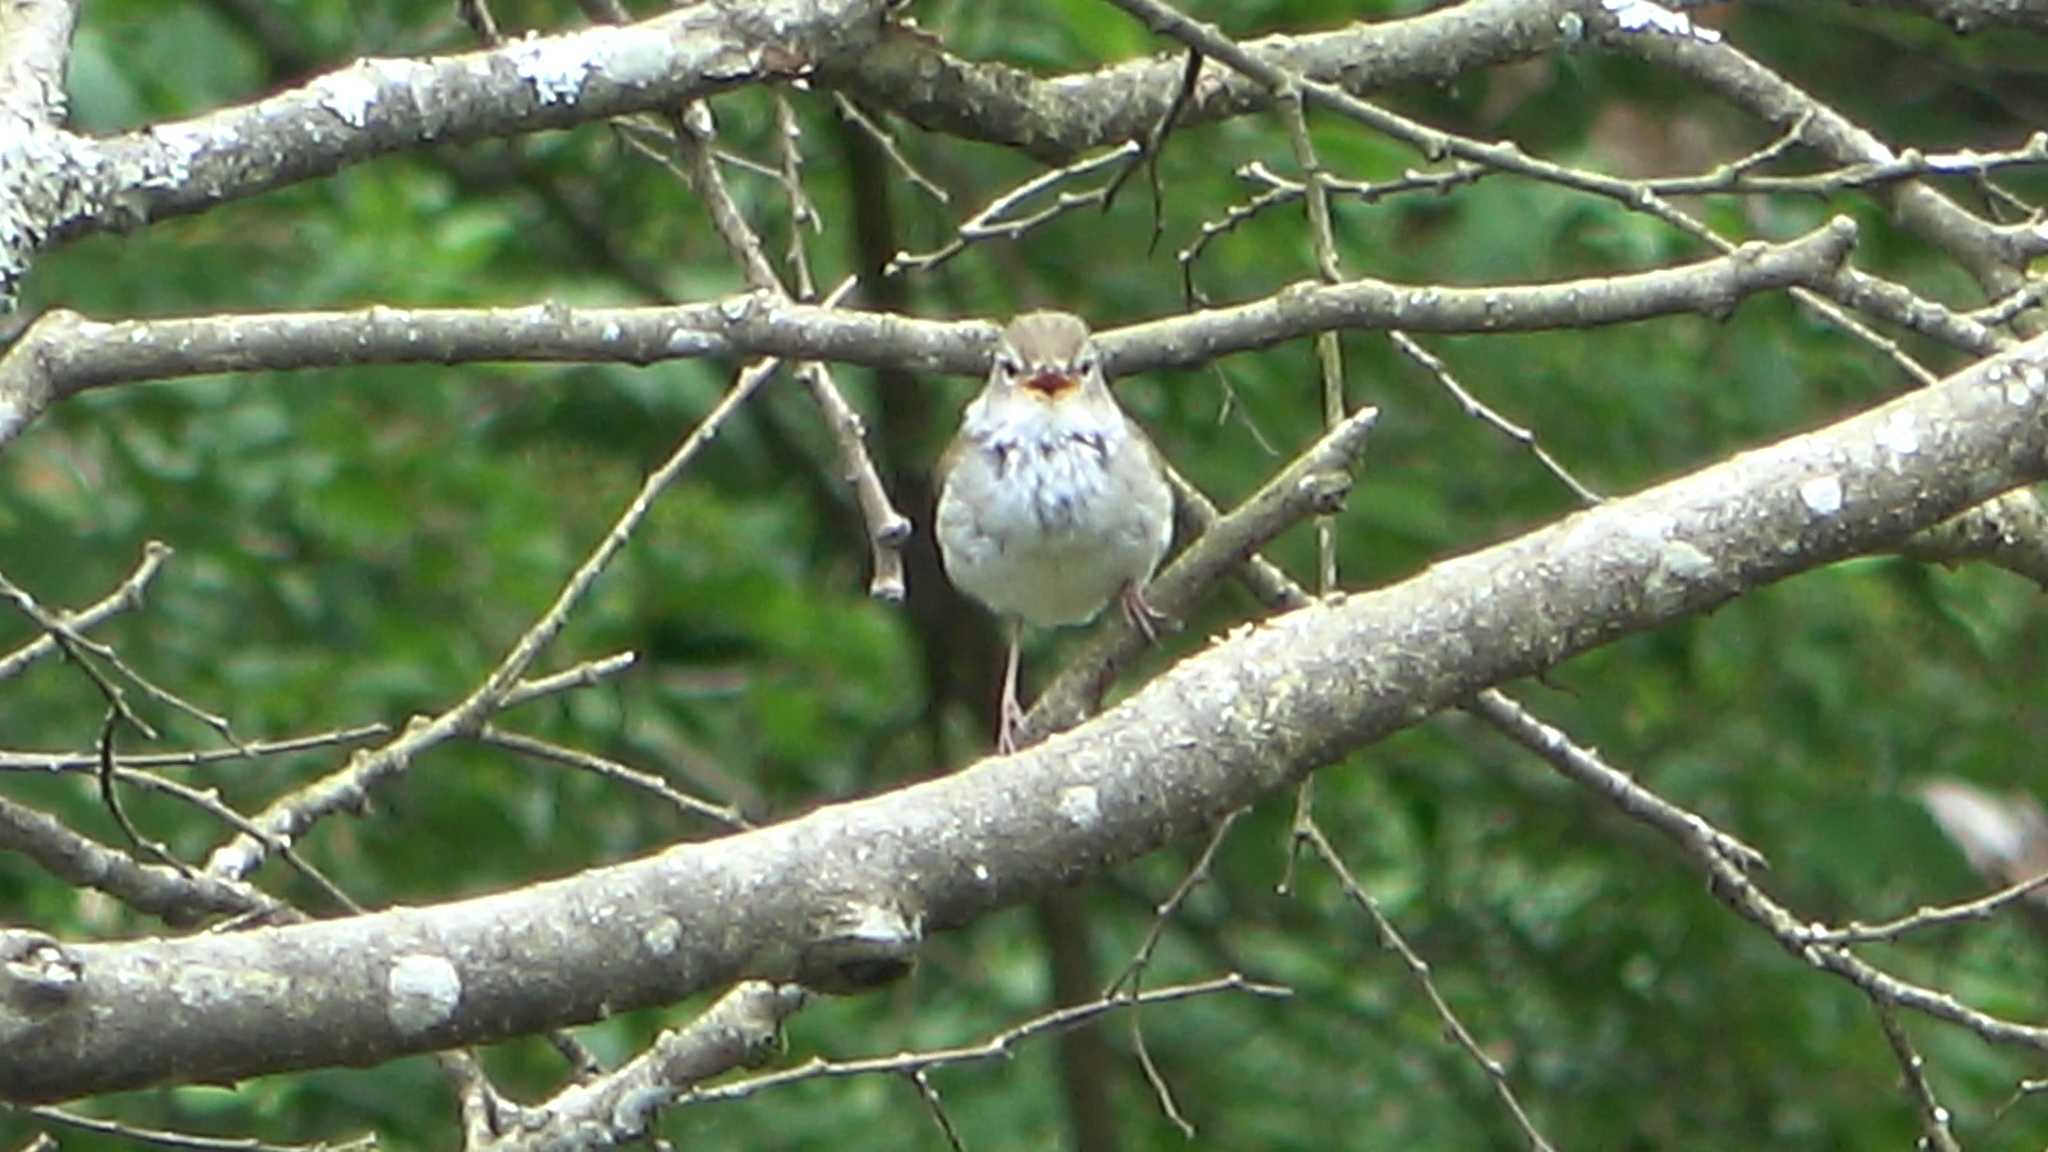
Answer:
[1120,581,1172,644]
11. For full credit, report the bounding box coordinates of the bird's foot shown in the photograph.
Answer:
[1120,581,1173,644]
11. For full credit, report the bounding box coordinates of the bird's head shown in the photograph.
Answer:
[985,311,1110,408]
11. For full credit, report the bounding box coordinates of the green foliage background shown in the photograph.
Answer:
[4,1,2045,1148]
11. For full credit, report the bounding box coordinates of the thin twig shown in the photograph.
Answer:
[905,1069,969,1152]
[1103,809,1242,1136]
[677,975,1290,1106]
[1872,1001,1963,1152]
[773,93,822,296]
[0,565,239,748]
[1180,161,1484,305]
[1107,809,1243,996]
[1798,868,2048,945]
[203,345,790,881]
[1298,817,1559,1152]
[1389,330,1603,506]
[500,652,638,711]
[0,541,171,684]
[661,100,911,601]
[477,726,751,830]
[0,569,154,740]
[1102,45,1203,255]
[0,723,388,773]
[457,0,502,45]
[833,94,949,205]
[1276,68,1348,902]
[14,1104,374,1152]
[1644,124,2048,198]
[93,709,189,877]
[1468,689,1768,873]
[885,142,1141,276]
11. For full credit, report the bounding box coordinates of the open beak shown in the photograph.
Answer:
[1021,371,1078,398]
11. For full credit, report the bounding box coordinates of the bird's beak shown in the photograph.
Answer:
[1021,371,1078,398]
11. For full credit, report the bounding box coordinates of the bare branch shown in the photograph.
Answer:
[1390,330,1604,506]
[1900,487,2048,590]
[9,1104,371,1152]
[476,727,750,831]
[1469,689,1769,873]
[832,94,949,206]
[1799,867,2048,946]
[1101,0,1960,383]
[639,91,910,602]
[201,360,792,880]
[1871,1002,1963,1152]
[820,0,1583,161]
[0,563,235,746]
[1611,10,2041,317]
[1181,161,1485,304]
[1645,129,2048,198]
[0,0,886,309]
[1015,403,1379,747]
[0,793,284,924]
[904,1069,968,1152]
[501,652,638,711]
[1107,810,1242,1136]
[0,541,171,684]
[0,221,1855,446]
[676,976,1289,1105]
[1298,818,1557,1152]
[10,334,2047,1102]
[887,142,1140,276]
[486,982,805,1152]
[0,724,388,773]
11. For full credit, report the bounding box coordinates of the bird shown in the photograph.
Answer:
[935,311,1174,755]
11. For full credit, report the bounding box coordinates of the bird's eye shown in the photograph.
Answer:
[1076,353,1099,375]
[996,353,1023,378]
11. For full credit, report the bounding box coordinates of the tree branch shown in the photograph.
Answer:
[818,0,1582,161]
[0,219,1856,448]
[0,542,170,684]
[1609,9,2044,315]
[6,330,2046,1104]
[0,0,884,310]
[0,0,76,125]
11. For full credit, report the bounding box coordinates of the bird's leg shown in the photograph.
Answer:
[997,618,1025,755]
[1119,580,1172,644]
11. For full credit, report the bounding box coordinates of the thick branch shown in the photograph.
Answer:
[0,0,76,125]
[0,0,882,309]
[5,330,2046,1104]
[0,795,279,923]
[820,0,1579,160]
[0,220,1855,447]
[0,0,80,304]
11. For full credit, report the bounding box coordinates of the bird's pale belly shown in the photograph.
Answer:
[951,520,1143,627]
[939,438,1163,627]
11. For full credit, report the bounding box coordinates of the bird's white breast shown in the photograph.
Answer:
[938,403,1170,628]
